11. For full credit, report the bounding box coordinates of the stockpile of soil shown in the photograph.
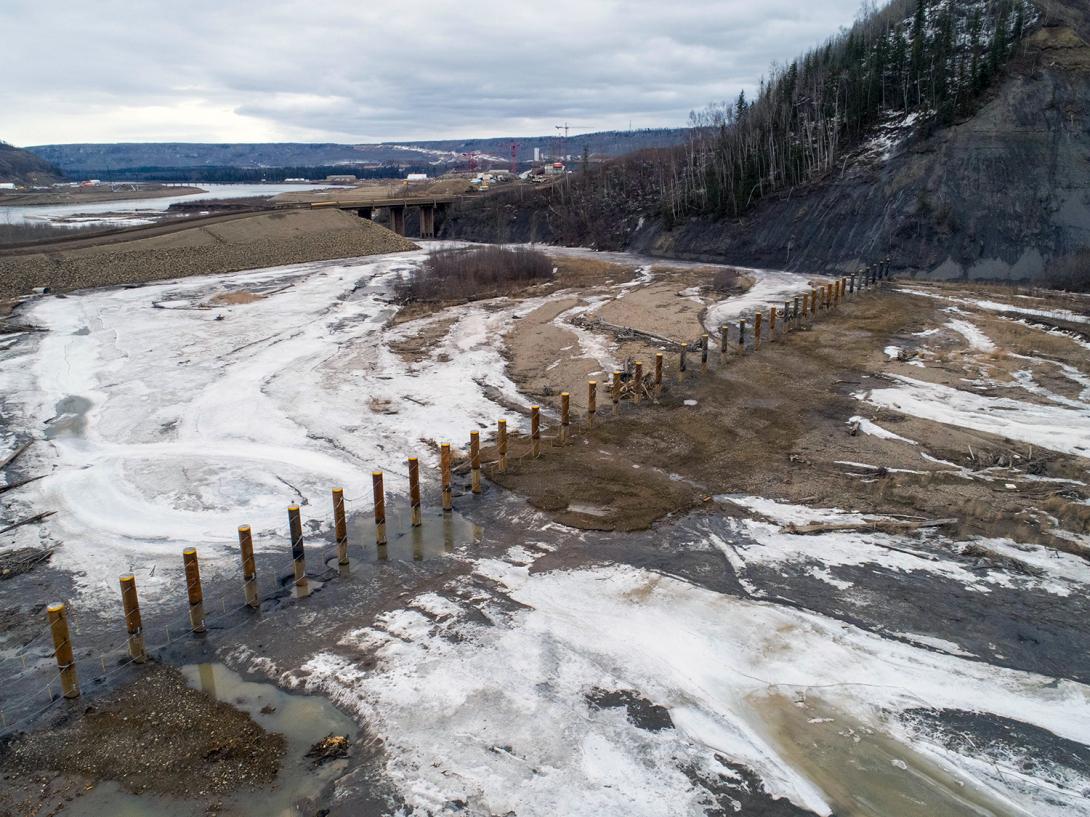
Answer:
[1,664,285,797]
[0,209,417,298]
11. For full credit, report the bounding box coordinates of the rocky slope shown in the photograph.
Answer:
[443,0,1090,283]
[637,5,1090,281]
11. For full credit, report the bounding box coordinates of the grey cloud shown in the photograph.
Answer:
[1,0,863,144]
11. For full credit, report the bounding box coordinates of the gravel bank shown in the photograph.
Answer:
[0,209,418,298]
[1,664,285,797]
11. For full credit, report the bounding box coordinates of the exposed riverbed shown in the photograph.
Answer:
[0,183,336,228]
[1,247,1088,815]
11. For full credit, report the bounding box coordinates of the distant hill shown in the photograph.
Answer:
[0,141,63,185]
[27,129,688,178]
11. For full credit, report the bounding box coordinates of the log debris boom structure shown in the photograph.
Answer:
[33,261,894,709]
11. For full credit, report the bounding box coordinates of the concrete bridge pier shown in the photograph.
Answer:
[419,204,436,238]
[390,205,406,236]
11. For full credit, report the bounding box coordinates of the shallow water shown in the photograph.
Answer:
[345,506,482,563]
[0,183,335,227]
[69,662,357,817]
[751,693,1028,817]
[43,395,92,440]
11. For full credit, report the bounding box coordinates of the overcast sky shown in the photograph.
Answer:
[2,0,864,146]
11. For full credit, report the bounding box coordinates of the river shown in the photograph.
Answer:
[0,182,337,227]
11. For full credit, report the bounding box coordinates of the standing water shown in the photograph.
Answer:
[67,663,358,817]
[0,183,337,227]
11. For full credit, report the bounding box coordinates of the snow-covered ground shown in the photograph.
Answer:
[0,248,543,603]
[4,256,1090,815]
[858,374,1090,457]
[703,268,830,333]
[283,538,1090,817]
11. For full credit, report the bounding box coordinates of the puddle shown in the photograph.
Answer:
[70,663,357,817]
[567,502,611,517]
[43,395,92,439]
[750,693,1026,817]
[345,508,482,563]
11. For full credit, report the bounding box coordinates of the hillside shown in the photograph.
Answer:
[0,141,62,185]
[642,0,1090,282]
[444,0,1090,284]
[26,129,688,178]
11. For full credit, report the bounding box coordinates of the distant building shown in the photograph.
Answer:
[406,173,428,182]
[0,182,15,190]
[533,147,541,162]
[283,177,308,183]
[325,174,358,184]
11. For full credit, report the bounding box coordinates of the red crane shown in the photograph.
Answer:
[510,142,521,174]
[461,151,481,172]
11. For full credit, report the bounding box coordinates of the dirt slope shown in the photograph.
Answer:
[0,209,417,298]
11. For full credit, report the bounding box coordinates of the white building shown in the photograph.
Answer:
[0,182,15,190]
[406,173,429,182]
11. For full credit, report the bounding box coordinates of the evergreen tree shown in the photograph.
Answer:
[909,0,928,107]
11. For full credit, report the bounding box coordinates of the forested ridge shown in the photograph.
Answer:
[556,0,1039,227]
[0,140,63,184]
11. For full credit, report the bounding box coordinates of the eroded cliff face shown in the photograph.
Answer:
[635,14,1090,280]
[443,3,1090,281]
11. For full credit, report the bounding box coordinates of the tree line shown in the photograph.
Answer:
[64,163,432,184]
[564,0,1036,226]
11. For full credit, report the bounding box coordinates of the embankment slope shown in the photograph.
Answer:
[0,209,417,298]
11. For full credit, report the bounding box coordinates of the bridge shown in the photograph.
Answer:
[310,195,459,238]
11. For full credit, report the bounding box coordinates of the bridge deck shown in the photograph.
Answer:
[311,196,457,209]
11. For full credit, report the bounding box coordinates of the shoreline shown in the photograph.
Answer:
[0,209,417,299]
[0,184,206,207]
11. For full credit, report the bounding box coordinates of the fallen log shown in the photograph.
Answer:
[785,517,958,536]
[0,475,45,495]
[0,510,56,535]
[0,441,32,472]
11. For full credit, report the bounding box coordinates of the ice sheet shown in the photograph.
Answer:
[0,249,534,603]
[703,269,829,332]
[292,557,1090,816]
[857,375,1090,457]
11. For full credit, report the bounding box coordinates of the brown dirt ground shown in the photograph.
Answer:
[0,210,418,299]
[389,254,644,327]
[502,297,608,408]
[482,286,1090,555]
[206,291,267,306]
[0,664,284,803]
[0,185,206,207]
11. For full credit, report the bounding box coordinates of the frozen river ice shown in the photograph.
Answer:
[0,247,539,603]
[0,183,337,227]
[2,252,1089,816]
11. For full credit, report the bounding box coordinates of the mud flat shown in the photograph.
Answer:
[0,185,206,207]
[0,662,359,817]
[0,209,417,299]
[2,250,1090,816]
[489,282,1090,548]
